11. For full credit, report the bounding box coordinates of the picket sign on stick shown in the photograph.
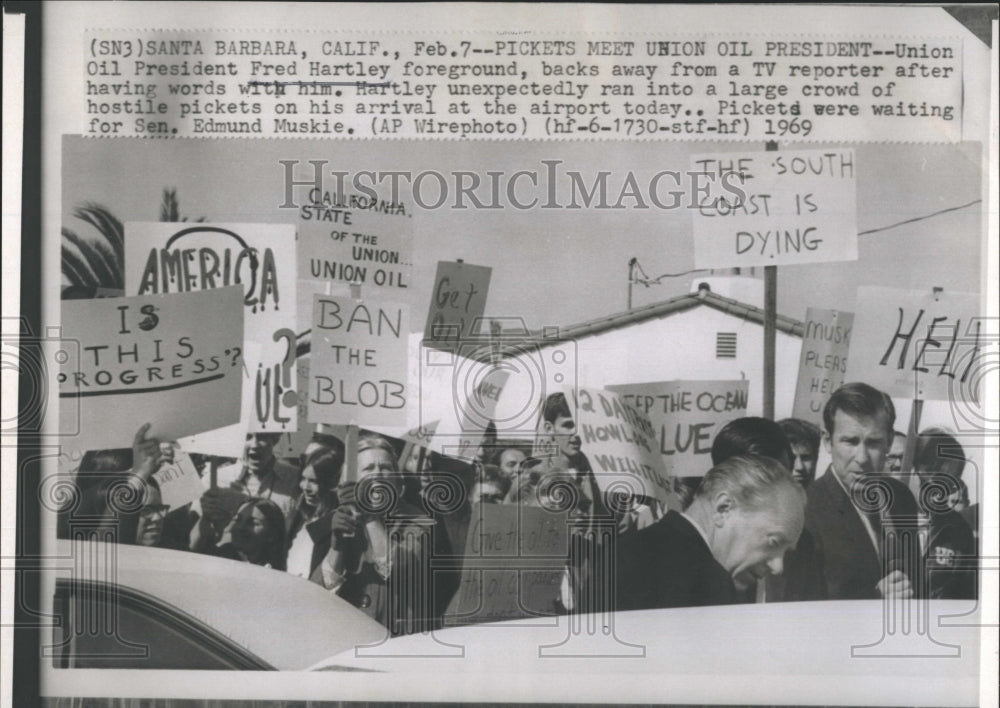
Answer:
[568,386,676,509]
[792,308,854,427]
[608,380,749,479]
[847,285,983,484]
[153,450,206,510]
[58,287,245,453]
[423,259,492,351]
[308,282,409,432]
[124,222,298,433]
[343,282,363,484]
[900,400,925,489]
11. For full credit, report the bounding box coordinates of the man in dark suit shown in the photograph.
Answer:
[616,455,805,611]
[783,382,920,601]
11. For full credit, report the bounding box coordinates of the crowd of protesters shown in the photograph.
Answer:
[60,382,979,636]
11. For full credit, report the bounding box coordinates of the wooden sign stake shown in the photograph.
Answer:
[762,141,779,422]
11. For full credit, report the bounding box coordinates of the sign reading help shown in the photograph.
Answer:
[59,287,244,450]
[423,261,491,349]
[309,294,409,427]
[571,386,675,507]
[847,287,983,401]
[690,148,857,269]
[125,222,298,432]
[609,380,749,478]
[792,308,854,425]
[298,211,412,292]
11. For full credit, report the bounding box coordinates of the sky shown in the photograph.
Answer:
[61,137,984,332]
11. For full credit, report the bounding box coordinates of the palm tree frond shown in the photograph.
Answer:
[160,188,180,222]
[88,237,125,289]
[61,242,99,290]
[74,203,124,265]
[62,227,121,289]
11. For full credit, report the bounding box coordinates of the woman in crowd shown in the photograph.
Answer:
[62,423,171,547]
[213,497,288,571]
[318,435,438,635]
[286,447,341,580]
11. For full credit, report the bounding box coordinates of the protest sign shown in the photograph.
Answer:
[125,222,298,431]
[792,308,854,425]
[690,148,857,269]
[273,278,351,460]
[847,287,983,401]
[531,426,558,460]
[569,386,675,506]
[368,419,440,448]
[273,357,315,460]
[298,211,412,292]
[59,287,244,450]
[430,363,510,462]
[609,380,749,478]
[445,504,568,625]
[309,294,409,427]
[423,260,492,349]
[177,340,260,459]
[153,450,206,510]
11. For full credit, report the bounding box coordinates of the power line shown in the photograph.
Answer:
[631,198,982,287]
[858,199,981,236]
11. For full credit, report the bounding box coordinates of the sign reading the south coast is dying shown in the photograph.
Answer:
[690,148,857,269]
[125,222,297,432]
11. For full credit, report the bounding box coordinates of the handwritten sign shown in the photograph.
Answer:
[847,287,983,401]
[445,504,568,625]
[178,340,261,458]
[59,287,244,450]
[570,386,674,507]
[430,363,510,462]
[369,419,440,448]
[273,357,315,460]
[423,261,491,349]
[609,380,749,478]
[792,308,854,424]
[690,148,857,269]
[153,450,206,510]
[125,222,298,432]
[309,294,409,427]
[298,211,412,292]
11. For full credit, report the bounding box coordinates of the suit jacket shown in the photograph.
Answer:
[925,508,976,600]
[783,468,921,601]
[615,511,736,611]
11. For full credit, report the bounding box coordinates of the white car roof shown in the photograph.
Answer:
[311,600,981,704]
[55,539,386,671]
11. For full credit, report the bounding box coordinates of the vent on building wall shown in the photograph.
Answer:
[716,332,737,358]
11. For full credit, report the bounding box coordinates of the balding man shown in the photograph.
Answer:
[616,455,805,610]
